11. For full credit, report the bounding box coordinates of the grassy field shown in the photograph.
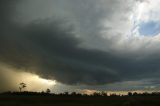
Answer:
[0,94,160,106]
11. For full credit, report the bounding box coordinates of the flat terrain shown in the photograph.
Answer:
[0,94,160,106]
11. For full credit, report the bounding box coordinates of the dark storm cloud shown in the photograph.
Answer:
[1,19,160,85]
[0,0,121,85]
[1,0,160,87]
[0,19,121,85]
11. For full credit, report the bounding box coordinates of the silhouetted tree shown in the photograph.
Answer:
[93,92,101,96]
[101,91,107,96]
[46,89,51,94]
[64,92,69,96]
[133,92,138,96]
[71,92,76,96]
[128,92,132,96]
[19,82,27,92]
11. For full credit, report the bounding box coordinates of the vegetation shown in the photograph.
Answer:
[19,82,27,92]
[46,89,51,94]
[0,91,160,106]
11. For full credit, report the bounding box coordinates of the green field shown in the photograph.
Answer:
[0,94,160,106]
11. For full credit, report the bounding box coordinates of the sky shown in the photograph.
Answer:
[1,0,160,93]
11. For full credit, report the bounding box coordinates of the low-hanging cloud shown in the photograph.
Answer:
[0,19,121,85]
[1,0,160,91]
[1,18,160,86]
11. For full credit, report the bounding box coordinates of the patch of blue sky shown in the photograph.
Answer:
[139,21,160,36]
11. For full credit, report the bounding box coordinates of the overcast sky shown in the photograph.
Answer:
[1,0,160,93]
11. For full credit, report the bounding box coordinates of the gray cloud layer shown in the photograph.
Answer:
[0,0,160,89]
[0,19,121,85]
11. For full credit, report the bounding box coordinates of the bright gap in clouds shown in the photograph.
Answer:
[133,0,160,37]
[0,64,56,92]
[139,21,160,36]
[17,72,56,92]
[21,72,56,90]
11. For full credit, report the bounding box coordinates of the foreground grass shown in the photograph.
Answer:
[0,94,160,106]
